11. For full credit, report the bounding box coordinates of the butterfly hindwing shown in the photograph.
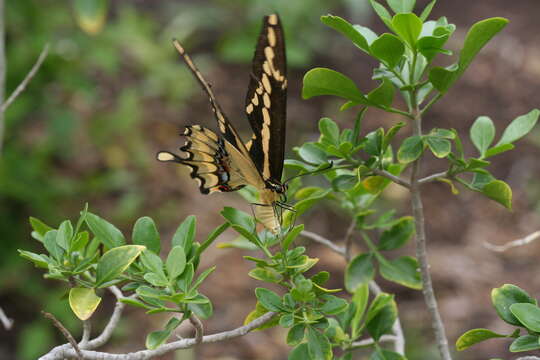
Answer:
[245,14,287,183]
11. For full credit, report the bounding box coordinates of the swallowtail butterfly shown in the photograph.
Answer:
[157,14,288,234]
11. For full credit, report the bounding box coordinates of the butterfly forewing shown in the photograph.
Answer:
[244,14,287,183]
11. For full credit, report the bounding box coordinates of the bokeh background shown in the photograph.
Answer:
[1,0,540,359]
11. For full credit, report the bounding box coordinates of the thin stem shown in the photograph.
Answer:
[484,231,540,252]
[301,230,346,256]
[42,311,83,359]
[39,312,277,360]
[343,219,356,262]
[0,43,49,114]
[421,93,443,116]
[80,321,91,346]
[384,106,414,120]
[0,305,13,330]
[189,314,204,345]
[410,96,452,360]
[372,168,410,189]
[418,171,449,185]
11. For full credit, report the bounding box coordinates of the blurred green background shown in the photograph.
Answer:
[1,0,540,359]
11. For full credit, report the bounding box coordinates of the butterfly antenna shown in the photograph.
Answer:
[283,161,334,185]
[172,39,228,124]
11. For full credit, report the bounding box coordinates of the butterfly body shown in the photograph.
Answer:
[157,15,288,234]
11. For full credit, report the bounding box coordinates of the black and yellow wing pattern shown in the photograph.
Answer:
[157,14,288,233]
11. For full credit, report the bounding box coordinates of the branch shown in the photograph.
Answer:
[343,219,356,262]
[349,334,399,349]
[39,311,277,360]
[0,43,49,113]
[0,305,13,330]
[410,99,452,359]
[418,171,449,185]
[484,231,540,252]
[80,321,91,346]
[372,169,411,189]
[301,230,346,256]
[42,311,83,360]
[189,314,204,345]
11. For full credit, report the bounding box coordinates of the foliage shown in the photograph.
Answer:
[456,284,540,353]
[20,205,224,349]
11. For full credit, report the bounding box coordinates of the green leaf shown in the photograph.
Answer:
[496,109,539,146]
[370,348,406,360]
[287,324,306,346]
[345,253,375,292]
[302,68,367,103]
[351,283,369,338]
[18,250,50,268]
[289,343,310,360]
[145,317,182,349]
[320,15,370,53]
[85,212,125,248]
[319,117,340,145]
[283,224,304,252]
[220,207,255,230]
[429,18,508,93]
[190,266,216,291]
[369,0,392,28]
[382,122,406,152]
[320,295,348,315]
[370,33,404,68]
[391,13,423,48]
[332,175,357,192]
[307,327,332,360]
[484,143,514,158]
[366,294,397,341]
[69,287,101,320]
[188,294,213,319]
[456,328,508,351]
[397,136,424,163]
[417,31,451,62]
[56,220,73,251]
[43,230,64,261]
[132,217,160,254]
[379,256,422,290]
[73,0,108,35]
[378,216,415,251]
[510,303,540,332]
[255,288,283,312]
[367,78,395,108]
[244,302,279,331]
[166,246,186,281]
[29,217,53,241]
[196,223,229,258]
[470,116,495,157]
[509,334,540,352]
[171,215,196,255]
[482,180,512,209]
[386,0,415,13]
[140,249,165,276]
[492,284,536,326]
[425,136,451,158]
[420,0,436,21]
[248,268,283,283]
[298,143,328,164]
[95,245,145,287]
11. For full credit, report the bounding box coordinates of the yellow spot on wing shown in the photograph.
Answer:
[256,85,263,95]
[268,14,278,25]
[246,103,254,114]
[267,27,276,47]
[262,74,271,94]
[157,152,175,161]
[263,93,270,108]
[263,62,271,76]
[252,94,259,106]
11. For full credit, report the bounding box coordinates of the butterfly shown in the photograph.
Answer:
[157,14,289,234]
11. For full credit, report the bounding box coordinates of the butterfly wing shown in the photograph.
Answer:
[244,14,287,183]
[157,125,265,194]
